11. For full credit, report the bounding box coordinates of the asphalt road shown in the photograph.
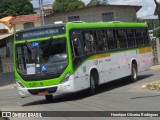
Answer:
[1,69,160,120]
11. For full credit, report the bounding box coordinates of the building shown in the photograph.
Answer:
[45,4,141,24]
[0,16,14,33]
[0,23,6,29]
[11,14,41,31]
[0,22,14,72]
[0,16,14,59]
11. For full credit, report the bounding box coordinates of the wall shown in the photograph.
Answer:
[0,46,6,56]
[14,20,41,31]
[0,36,14,73]
[0,37,13,56]
[45,6,138,24]
[0,23,6,29]
[0,23,14,33]
[7,27,14,34]
[152,38,160,64]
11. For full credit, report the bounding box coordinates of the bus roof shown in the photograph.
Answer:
[16,23,66,34]
[16,21,147,34]
[66,21,147,29]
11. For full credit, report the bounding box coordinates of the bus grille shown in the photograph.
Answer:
[28,87,58,95]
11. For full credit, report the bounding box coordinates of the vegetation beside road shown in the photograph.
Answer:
[142,81,160,90]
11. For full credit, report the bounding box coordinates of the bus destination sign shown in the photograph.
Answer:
[16,27,65,40]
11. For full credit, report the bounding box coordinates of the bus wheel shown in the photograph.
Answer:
[129,64,137,82]
[89,75,96,95]
[45,95,53,102]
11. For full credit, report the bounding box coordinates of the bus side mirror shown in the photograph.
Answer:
[73,38,79,48]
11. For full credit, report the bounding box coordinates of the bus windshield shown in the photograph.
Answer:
[16,38,68,75]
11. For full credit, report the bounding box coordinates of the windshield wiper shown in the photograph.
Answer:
[25,40,33,53]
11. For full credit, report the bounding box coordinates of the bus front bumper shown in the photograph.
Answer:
[17,76,74,98]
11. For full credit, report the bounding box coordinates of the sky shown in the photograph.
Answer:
[31,0,158,19]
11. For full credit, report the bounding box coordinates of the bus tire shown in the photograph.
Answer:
[129,63,137,82]
[45,95,53,102]
[89,75,96,95]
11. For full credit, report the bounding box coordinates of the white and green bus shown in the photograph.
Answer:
[14,21,153,101]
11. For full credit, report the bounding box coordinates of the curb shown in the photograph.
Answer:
[149,68,159,70]
[0,84,16,90]
[142,80,160,91]
[149,65,160,70]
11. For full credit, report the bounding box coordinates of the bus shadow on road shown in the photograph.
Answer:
[22,74,153,106]
[95,74,153,94]
[131,94,160,99]
[137,74,154,81]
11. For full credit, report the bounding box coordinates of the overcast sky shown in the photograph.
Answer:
[31,0,158,19]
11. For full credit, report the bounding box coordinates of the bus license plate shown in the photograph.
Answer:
[38,91,49,96]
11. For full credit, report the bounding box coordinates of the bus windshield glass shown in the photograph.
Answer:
[16,38,68,75]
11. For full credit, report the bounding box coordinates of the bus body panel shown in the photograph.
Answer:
[73,46,153,91]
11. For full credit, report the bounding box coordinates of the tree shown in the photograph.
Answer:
[154,0,160,37]
[0,0,34,18]
[87,0,108,6]
[52,0,85,13]
[154,0,160,22]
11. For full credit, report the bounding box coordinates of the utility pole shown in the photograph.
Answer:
[39,0,45,26]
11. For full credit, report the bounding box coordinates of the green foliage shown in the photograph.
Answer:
[0,0,34,18]
[153,22,160,37]
[87,0,108,6]
[52,0,64,12]
[52,0,85,13]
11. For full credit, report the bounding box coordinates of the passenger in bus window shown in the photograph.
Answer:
[84,45,88,53]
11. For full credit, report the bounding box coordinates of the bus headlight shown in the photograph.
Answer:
[61,73,70,83]
[16,79,25,88]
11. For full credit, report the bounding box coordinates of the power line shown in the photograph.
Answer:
[39,0,45,25]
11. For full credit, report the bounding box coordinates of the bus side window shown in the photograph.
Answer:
[116,29,127,49]
[97,30,107,51]
[90,30,96,52]
[82,31,95,53]
[82,31,90,53]
[135,29,144,46]
[126,29,136,48]
[143,29,150,45]
[107,29,117,50]
[70,30,83,57]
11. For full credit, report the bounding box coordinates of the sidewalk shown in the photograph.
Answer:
[149,64,160,70]
[142,64,160,91]
[142,80,160,91]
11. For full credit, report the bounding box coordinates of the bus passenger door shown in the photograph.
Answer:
[70,30,88,91]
